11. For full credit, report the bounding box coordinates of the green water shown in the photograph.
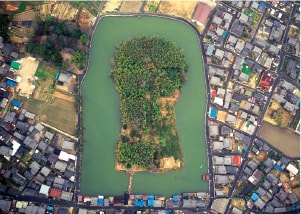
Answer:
[81,16,208,196]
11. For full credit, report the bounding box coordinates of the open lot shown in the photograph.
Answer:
[102,0,122,13]
[263,99,293,127]
[77,8,96,33]
[158,1,197,20]
[18,61,77,135]
[60,50,83,75]
[20,97,77,136]
[16,57,39,98]
[119,1,143,13]
[40,2,78,20]
[13,10,35,21]
[258,122,300,158]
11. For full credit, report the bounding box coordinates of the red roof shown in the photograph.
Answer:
[233,156,241,166]
[49,188,62,198]
[259,72,273,91]
[211,90,217,97]
[192,2,211,25]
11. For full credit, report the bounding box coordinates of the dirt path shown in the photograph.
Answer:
[53,91,75,102]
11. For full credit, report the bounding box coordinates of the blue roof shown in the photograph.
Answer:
[166,210,170,214]
[222,31,227,38]
[6,80,16,87]
[259,3,265,10]
[134,200,145,207]
[148,195,155,199]
[251,193,259,201]
[148,199,154,207]
[12,99,21,107]
[97,198,104,205]
[274,164,283,172]
[296,100,300,106]
[173,195,178,202]
[210,109,218,118]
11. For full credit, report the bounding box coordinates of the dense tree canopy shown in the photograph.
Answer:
[113,36,187,169]
[0,14,11,42]
[71,50,86,69]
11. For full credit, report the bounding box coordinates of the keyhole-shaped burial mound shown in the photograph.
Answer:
[112,36,188,171]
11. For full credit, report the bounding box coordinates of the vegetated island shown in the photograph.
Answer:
[112,36,188,173]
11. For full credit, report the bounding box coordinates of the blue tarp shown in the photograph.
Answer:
[55,72,60,79]
[222,31,227,38]
[173,195,178,202]
[296,100,300,106]
[12,99,21,107]
[6,80,16,87]
[210,109,217,119]
[166,210,170,214]
[97,198,104,205]
[134,200,145,207]
[259,3,265,10]
[251,193,259,201]
[274,164,283,172]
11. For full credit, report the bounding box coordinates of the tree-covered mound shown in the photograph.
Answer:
[112,36,188,170]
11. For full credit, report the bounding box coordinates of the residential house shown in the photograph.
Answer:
[248,169,264,185]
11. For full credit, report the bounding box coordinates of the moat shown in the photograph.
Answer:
[80,16,208,196]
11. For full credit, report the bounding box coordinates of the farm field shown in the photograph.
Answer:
[18,61,77,136]
[158,1,197,20]
[119,1,143,13]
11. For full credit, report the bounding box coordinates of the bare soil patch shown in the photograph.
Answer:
[21,97,77,136]
[16,57,39,98]
[60,50,83,75]
[158,1,197,20]
[159,90,179,117]
[255,151,268,162]
[217,111,227,122]
[102,0,122,13]
[119,1,142,13]
[13,10,35,21]
[232,198,246,211]
[263,99,293,127]
[77,8,95,33]
[41,2,78,20]
[160,157,181,169]
[53,91,74,102]
[258,122,300,158]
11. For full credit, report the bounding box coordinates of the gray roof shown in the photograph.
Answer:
[209,125,219,137]
[248,159,259,171]
[276,188,287,201]
[214,175,229,185]
[239,72,249,82]
[60,191,73,201]
[256,187,267,197]
[210,76,221,86]
[4,111,16,123]
[215,166,227,174]
[62,141,75,150]
[44,131,54,141]
[226,114,236,124]
[239,13,249,23]
[212,16,222,25]
[213,156,224,165]
[24,111,35,120]
[262,180,271,190]
[283,101,298,112]
[254,198,265,210]
[244,167,253,176]
[55,161,68,172]
[221,126,232,135]
[273,94,286,103]
[0,199,11,210]
[29,161,41,175]
[288,193,299,204]
[58,73,72,84]
[40,166,51,177]
[38,141,48,152]
[34,123,44,132]
[267,172,279,185]
[0,146,12,156]
[215,49,224,59]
